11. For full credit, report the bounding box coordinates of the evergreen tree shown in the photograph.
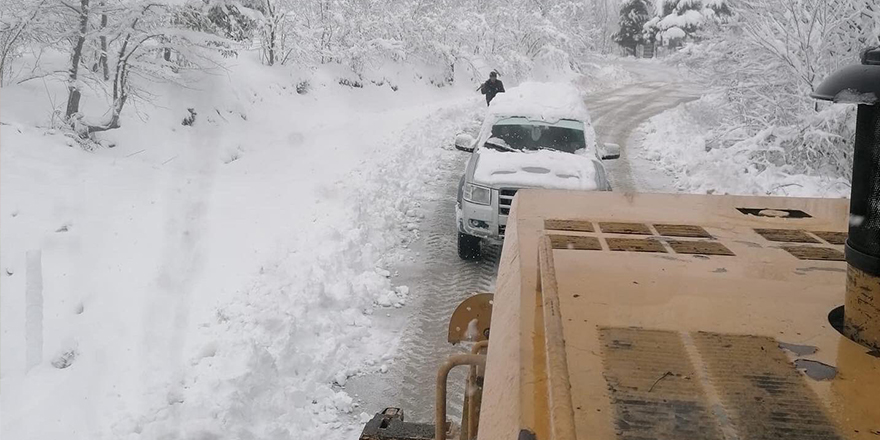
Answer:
[660,0,677,16]
[644,0,732,48]
[612,0,651,56]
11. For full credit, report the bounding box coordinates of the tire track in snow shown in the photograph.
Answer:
[348,63,699,431]
[587,78,700,192]
[347,152,500,426]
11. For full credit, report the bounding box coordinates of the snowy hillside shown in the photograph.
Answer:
[637,94,853,198]
[1,54,485,439]
[2,0,876,438]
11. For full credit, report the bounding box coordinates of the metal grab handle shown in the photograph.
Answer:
[470,340,489,355]
[436,354,487,440]
[467,341,489,440]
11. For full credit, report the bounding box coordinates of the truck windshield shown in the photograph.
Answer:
[485,120,586,154]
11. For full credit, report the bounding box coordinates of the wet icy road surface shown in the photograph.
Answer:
[346,61,701,431]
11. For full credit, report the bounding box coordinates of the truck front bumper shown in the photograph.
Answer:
[457,199,505,243]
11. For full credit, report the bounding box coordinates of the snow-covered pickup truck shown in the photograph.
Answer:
[455,82,619,260]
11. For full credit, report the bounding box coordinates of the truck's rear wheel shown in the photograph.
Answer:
[458,232,482,260]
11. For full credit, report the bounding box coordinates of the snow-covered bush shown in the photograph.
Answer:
[666,0,878,186]
[612,0,651,55]
[714,104,856,180]
[196,0,617,84]
[641,94,853,197]
[643,0,731,48]
[1,0,624,136]
[0,0,237,140]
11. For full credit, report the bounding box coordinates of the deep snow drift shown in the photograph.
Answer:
[637,94,851,198]
[1,56,483,439]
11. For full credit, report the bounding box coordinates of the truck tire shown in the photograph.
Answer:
[458,232,482,260]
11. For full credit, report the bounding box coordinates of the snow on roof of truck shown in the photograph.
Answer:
[494,117,584,130]
[487,82,591,123]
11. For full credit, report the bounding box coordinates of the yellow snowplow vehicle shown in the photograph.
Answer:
[360,50,880,440]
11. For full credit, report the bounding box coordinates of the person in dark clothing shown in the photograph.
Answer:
[480,71,505,105]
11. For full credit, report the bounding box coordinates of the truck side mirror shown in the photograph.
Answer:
[455,133,476,153]
[599,143,620,160]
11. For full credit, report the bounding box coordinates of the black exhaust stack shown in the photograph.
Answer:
[812,47,880,349]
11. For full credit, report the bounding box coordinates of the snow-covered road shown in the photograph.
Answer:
[344,152,501,424]
[344,59,702,432]
[1,56,703,440]
[585,59,701,192]
[0,61,484,440]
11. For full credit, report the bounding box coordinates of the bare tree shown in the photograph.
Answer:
[96,1,109,80]
[64,0,90,119]
[0,0,48,86]
[261,0,288,66]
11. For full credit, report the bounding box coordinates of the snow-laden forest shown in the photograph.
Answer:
[0,0,622,128]
[0,1,626,438]
[1,0,879,439]
[631,0,879,195]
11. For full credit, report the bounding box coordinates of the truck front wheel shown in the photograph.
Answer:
[458,232,482,260]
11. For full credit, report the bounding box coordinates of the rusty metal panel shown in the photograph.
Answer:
[599,328,724,440]
[845,266,880,350]
[754,228,820,243]
[549,235,601,251]
[782,246,845,261]
[693,332,845,440]
[667,240,735,256]
[599,222,652,235]
[545,219,594,232]
[606,237,666,253]
[813,231,848,245]
[653,224,712,238]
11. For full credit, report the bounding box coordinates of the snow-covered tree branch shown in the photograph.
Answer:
[669,0,879,182]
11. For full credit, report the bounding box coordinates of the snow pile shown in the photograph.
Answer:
[644,0,731,46]
[639,95,851,197]
[578,60,638,94]
[487,82,591,123]
[375,285,410,308]
[833,89,878,105]
[473,149,600,190]
[661,27,688,41]
[1,54,478,440]
[658,9,705,31]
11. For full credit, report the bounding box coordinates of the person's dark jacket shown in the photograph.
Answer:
[480,79,505,105]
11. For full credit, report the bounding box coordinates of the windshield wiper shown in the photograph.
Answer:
[485,140,516,152]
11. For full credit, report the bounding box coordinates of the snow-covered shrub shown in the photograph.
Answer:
[612,0,651,55]
[642,0,730,47]
[231,0,614,85]
[667,0,878,184]
[641,94,853,197]
[711,104,855,180]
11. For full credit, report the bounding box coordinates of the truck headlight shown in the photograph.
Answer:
[464,183,491,206]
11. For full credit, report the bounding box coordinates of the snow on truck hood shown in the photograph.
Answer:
[473,148,600,191]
